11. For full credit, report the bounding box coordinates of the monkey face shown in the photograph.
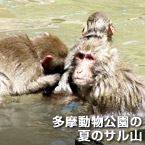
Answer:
[72,40,118,88]
[73,52,96,86]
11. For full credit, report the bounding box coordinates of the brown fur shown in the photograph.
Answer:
[55,12,145,115]
[0,33,68,96]
[82,11,114,42]
[55,37,145,115]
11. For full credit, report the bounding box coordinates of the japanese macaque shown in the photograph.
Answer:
[55,11,114,94]
[54,12,145,115]
[0,33,68,97]
[65,12,114,75]
[82,11,114,42]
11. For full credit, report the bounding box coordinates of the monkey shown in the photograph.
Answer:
[68,11,114,70]
[54,12,145,115]
[33,33,68,75]
[56,37,145,115]
[0,33,68,98]
[82,11,114,42]
[32,33,68,96]
[54,11,114,94]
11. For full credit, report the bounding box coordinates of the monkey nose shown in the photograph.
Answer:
[77,69,83,74]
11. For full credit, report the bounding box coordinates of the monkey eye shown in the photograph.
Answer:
[77,53,84,59]
[86,54,95,60]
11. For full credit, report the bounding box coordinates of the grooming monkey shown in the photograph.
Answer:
[0,33,68,97]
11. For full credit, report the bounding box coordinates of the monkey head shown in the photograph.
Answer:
[82,12,114,41]
[71,38,118,87]
[41,55,65,75]
[33,33,68,75]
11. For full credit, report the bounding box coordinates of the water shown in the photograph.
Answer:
[0,0,145,145]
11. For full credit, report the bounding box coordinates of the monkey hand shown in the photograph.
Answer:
[54,82,72,94]
[54,72,72,94]
[47,74,60,86]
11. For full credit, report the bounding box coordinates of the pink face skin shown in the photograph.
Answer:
[108,21,114,35]
[82,23,87,36]
[73,52,96,86]
[41,55,53,69]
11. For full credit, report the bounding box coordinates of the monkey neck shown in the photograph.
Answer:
[83,32,112,43]
[92,68,145,115]
[75,85,94,103]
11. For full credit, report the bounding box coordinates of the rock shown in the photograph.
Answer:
[75,137,104,145]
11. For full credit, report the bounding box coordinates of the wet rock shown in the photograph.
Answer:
[75,137,103,145]
[129,129,145,140]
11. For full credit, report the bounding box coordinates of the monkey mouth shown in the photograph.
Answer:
[74,77,85,80]
[74,77,88,85]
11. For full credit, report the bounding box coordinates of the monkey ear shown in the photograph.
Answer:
[108,21,114,35]
[41,55,53,68]
[82,23,88,36]
[44,32,50,36]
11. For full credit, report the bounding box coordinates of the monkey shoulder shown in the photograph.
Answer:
[0,35,41,78]
[0,35,35,57]
[32,33,68,59]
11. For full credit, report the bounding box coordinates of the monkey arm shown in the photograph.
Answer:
[54,41,80,94]
[26,74,60,93]
[12,74,60,95]
[64,43,80,70]
[54,45,78,94]
[54,70,72,94]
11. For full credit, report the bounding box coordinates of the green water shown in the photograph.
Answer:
[0,0,145,145]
